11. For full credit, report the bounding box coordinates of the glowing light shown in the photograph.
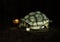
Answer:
[29,12,35,15]
[36,11,41,13]
[29,16,36,22]
[44,20,49,24]
[28,22,33,25]
[41,26,44,29]
[13,19,19,24]
[30,26,40,29]
[37,22,43,25]
[26,28,30,31]
[24,15,29,19]
[33,22,37,25]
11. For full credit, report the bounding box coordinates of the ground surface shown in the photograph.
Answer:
[0,28,60,42]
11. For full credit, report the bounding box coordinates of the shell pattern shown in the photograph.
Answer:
[19,11,50,32]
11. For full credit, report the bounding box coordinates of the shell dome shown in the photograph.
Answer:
[19,11,50,32]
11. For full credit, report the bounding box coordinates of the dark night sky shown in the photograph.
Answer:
[0,0,60,30]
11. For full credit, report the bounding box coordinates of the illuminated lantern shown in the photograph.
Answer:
[19,11,50,32]
[13,19,20,24]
